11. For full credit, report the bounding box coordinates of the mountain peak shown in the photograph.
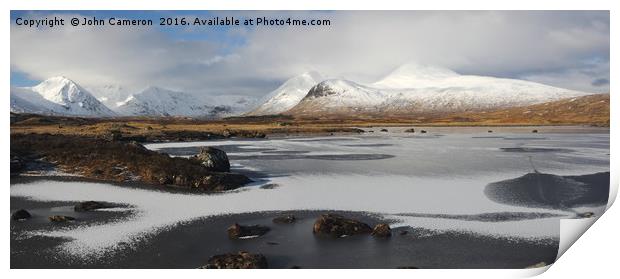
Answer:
[12,76,115,117]
[373,63,459,89]
[40,76,78,86]
[246,71,326,116]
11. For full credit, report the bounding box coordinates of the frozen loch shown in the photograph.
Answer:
[10,127,610,268]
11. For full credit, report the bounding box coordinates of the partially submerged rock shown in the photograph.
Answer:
[227,223,271,239]
[371,223,392,237]
[312,213,372,237]
[48,215,76,222]
[12,209,31,220]
[201,251,268,269]
[74,201,113,212]
[380,129,389,132]
[420,130,427,134]
[272,214,296,224]
[193,147,230,172]
[532,129,538,133]
[404,128,415,133]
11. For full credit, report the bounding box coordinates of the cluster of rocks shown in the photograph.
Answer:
[11,201,117,223]
[205,213,393,269]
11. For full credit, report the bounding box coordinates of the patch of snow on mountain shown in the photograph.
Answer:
[247,71,324,115]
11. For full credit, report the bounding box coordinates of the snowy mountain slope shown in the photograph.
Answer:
[87,84,132,109]
[287,63,592,116]
[246,71,324,115]
[115,86,215,117]
[10,88,59,114]
[10,77,116,117]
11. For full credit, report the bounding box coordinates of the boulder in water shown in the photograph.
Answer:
[201,251,268,269]
[312,213,372,237]
[404,128,415,133]
[193,147,230,172]
[227,223,270,239]
[12,209,31,220]
[371,223,392,237]
[272,215,296,224]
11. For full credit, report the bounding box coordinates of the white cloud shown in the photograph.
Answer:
[10,11,609,97]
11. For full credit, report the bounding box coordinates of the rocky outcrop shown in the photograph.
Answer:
[193,147,230,172]
[11,134,252,192]
[371,223,392,237]
[74,201,113,212]
[48,215,76,222]
[227,223,271,239]
[201,251,268,269]
[12,209,31,220]
[312,213,372,237]
[272,215,296,224]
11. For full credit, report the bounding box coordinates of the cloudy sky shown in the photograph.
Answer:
[10,10,610,99]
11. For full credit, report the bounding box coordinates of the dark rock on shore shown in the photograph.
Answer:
[48,215,76,222]
[420,130,427,134]
[272,215,296,224]
[12,209,31,220]
[380,129,389,132]
[404,128,415,133]
[227,223,271,239]
[192,147,230,172]
[74,201,113,212]
[371,223,392,237]
[312,213,372,237]
[201,251,268,269]
[532,129,538,133]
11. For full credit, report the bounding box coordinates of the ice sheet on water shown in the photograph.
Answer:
[12,132,609,257]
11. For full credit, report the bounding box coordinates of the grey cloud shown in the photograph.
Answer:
[591,78,609,87]
[11,11,609,97]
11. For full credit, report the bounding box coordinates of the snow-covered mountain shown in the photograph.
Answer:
[87,84,132,109]
[10,76,116,117]
[287,63,592,116]
[246,71,324,116]
[115,86,214,117]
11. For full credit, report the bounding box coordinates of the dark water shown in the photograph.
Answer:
[10,206,558,269]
